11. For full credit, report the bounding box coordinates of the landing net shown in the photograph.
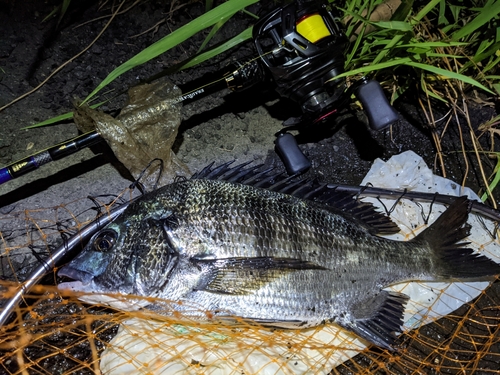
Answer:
[1,157,500,375]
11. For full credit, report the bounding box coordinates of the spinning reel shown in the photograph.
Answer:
[229,0,399,175]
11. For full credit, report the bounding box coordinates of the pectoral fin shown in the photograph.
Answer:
[192,257,326,295]
[344,290,409,350]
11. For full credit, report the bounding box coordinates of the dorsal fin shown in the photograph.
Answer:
[191,162,399,235]
[315,190,400,235]
[191,161,286,188]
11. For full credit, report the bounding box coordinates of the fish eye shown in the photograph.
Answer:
[93,230,117,252]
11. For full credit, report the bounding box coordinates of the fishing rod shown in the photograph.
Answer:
[0,61,260,186]
[0,132,101,185]
[0,0,400,185]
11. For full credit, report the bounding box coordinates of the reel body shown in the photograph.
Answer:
[249,1,399,175]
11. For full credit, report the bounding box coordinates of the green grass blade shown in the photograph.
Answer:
[336,57,494,95]
[197,17,230,53]
[341,6,370,40]
[475,42,500,64]
[23,112,75,129]
[334,57,413,80]
[205,0,213,13]
[493,83,500,96]
[449,5,464,24]
[372,32,406,64]
[22,102,106,129]
[369,0,439,65]
[481,155,500,202]
[451,1,500,41]
[412,0,441,24]
[395,41,468,48]
[438,0,447,25]
[43,0,71,24]
[370,21,413,31]
[180,27,253,71]
[58,0,71,25]
[458,41,500,73]
[404,61,494,93]
[241,9,259,20]
[42,6,60,23]
[426,52,465,58]
[81,0,258,105]
[476,39,495,56]
[482,55,500,75]
[391,0,414,22]
[421,73,448,103]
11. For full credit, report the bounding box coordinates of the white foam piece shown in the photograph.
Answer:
[361,151,500,329]
[100,319,365,375]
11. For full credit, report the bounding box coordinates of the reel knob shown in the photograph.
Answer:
[355,79,399,131]
[275,132,312,175]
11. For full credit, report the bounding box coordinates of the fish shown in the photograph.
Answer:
[58,162,500,350]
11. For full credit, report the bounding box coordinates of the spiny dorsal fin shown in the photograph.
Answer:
[191,160,266,182]
[191,162,399,235]
[191,161,287,188]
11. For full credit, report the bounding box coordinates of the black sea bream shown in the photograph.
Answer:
[59,163,500,349]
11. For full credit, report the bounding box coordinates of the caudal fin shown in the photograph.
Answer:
[412,196,500,279]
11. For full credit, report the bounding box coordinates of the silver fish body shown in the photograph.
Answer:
[59,168,500,349]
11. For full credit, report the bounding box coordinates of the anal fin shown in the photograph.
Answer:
[344,290,409,350]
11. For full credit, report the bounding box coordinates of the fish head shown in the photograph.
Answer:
[58,201,179,307]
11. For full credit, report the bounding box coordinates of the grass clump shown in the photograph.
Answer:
[340,0,500,98]
[339,0,499,201]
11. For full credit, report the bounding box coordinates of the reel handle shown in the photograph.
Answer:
[355,79,399,131]
[275,132,311,175]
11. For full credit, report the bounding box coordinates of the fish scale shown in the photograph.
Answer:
[58,164,500,350]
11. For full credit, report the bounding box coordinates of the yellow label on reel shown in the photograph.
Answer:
[296,14,331,43]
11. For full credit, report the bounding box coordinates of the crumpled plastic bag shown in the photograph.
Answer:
[74,80,190,190]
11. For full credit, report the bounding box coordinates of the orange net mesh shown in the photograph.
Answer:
[1,188,500,375]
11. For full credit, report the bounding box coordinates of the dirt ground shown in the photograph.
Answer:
[1,0,500,374]
[1,0,498,211]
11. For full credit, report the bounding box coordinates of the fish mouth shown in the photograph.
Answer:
[58,265,95,285]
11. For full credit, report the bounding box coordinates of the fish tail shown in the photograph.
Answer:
[413,196,500,279]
